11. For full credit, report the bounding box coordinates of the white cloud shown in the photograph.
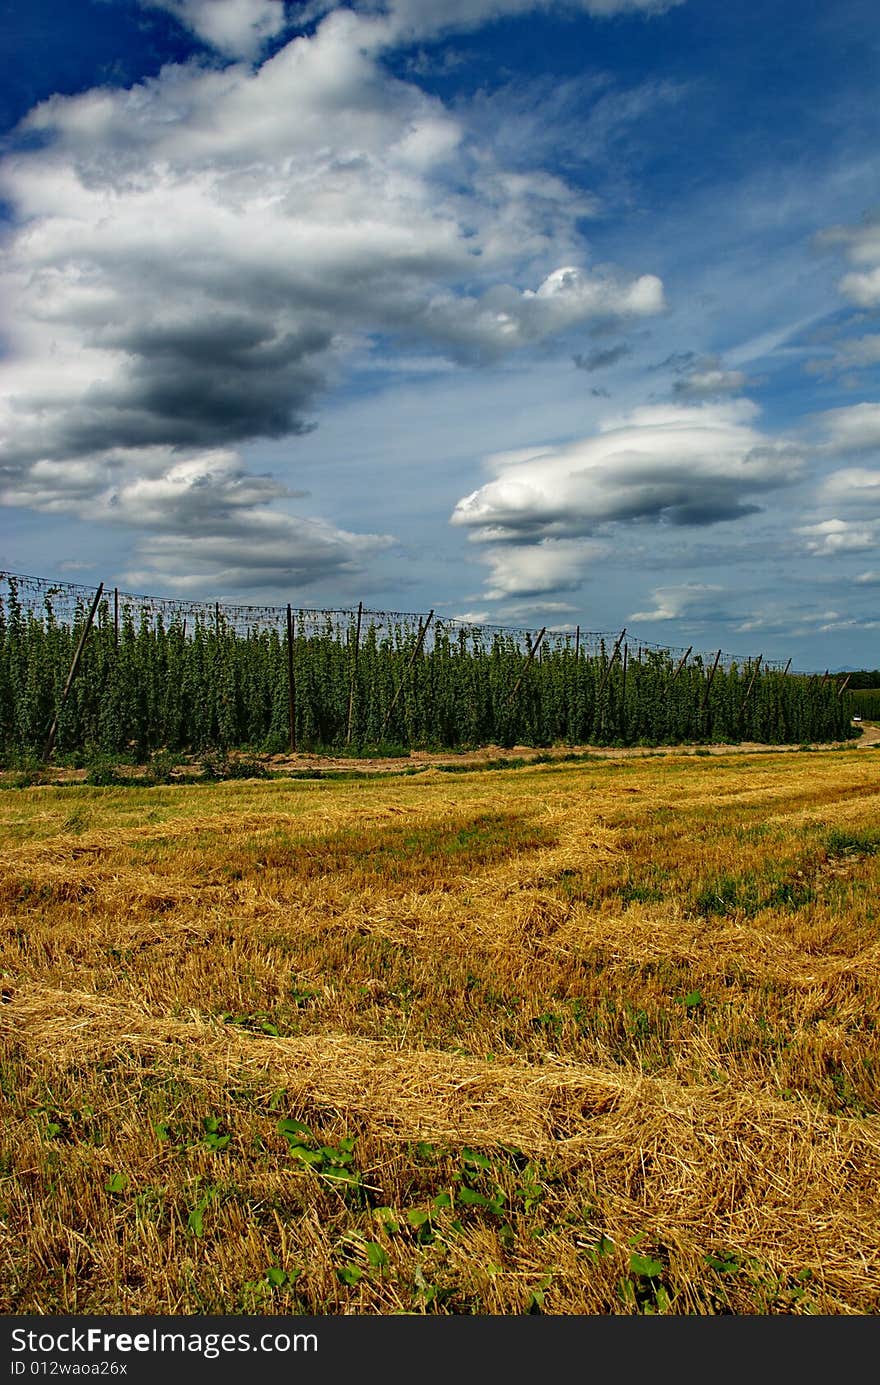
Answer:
[1,444,394,590]
[126,518,393,591]
[142,0,288,59]
[452,400,798,542]
[798,410,880,565]
[842,268,880,308]
[424,264,663,360]
[798,518,880,556]
[733,604,877,637]
[817,403,880,454]
[673,365,747,398]
[450,400,800,598]
[0,7,664,587]
[482,539,608,599]
[628,582,719,622]
[819,211,880,308]
[820,467,880,507]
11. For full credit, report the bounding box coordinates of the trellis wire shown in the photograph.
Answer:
[0,571,788,671]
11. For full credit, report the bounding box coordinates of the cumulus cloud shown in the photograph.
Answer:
[839,272,880,312]
[0,5,665,586]
[451,400,799,598]
[628,582,720,622]
[2,445,393,591]
[1,446,291,520]
[816,403,880,454]
[819,210,880,308]
[424,265,663,361]
[798,518,880,556]
[141,0,289,58]
[820,467,880,507]
[480,539,608,599]
[797,409,880,565]
[803,469,880,562]
[452,400,798,542]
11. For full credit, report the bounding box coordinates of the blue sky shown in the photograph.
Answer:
[1,0,879,668]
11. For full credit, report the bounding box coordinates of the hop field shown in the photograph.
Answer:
[1,746,879,1315]
[0,573,856,757]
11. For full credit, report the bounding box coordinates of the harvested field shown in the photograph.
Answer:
[1,747,879,1314]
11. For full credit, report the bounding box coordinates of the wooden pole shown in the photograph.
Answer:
[44,583,104,761]
[669,646,693,688]
[700,649,722,714]
[508,627,546,705]
[596,627,627,701]
[838,673,852,697]
[346,601,363,747]
[381,611,434,738]
[620,641,628,734]
[782,658,792,677]
[574,625,580,660]
[286,604,296,753]
[113,587,118,651]
[214,601,221,636]
[739,654,763,718]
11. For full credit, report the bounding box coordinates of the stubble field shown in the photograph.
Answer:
[1,745,879,1315]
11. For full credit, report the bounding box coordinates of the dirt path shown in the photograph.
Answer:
[260,719,879,774]
[5,722,875,785]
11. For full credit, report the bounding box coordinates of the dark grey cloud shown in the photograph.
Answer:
[573,342,631,371]
[1,27,664,461]
[652,350,698,373]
